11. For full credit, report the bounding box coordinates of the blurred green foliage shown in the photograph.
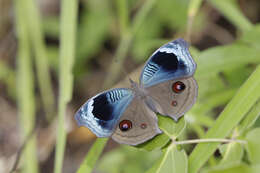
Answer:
[98,146,161,173]
[0,0,259,172]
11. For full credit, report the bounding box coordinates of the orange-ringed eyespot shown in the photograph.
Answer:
[172,81,185,93]
[119,120,132,132]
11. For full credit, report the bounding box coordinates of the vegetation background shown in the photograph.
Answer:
[1,0,260,173]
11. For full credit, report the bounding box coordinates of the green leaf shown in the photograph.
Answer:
[136,115,186,151]
[104,0,157,87]
[24,0,55,121]
[203,163,260,173]
[240,24,260,49]
[251,164,260,173]
[46,46,59,71]
[42,16,60,37]
[195,44,260,79]
[76,1,111,61]
[132,15,161,62]
[188,0,203,18]
[245,128,260,164]
[189,65,260,173]
[219,143,244,164]
[97,146,161,173]
[224,65,254,88]
[116,0,129,35]
[189,89,235,127]
[238,99,260,134]
[156,0,188,30]
[14,0,39,172]
[158,115,186,140]
[209,0,252,33]
[201,162,251,173]
[54,0,78,172]
[77,138,108,173]
[146,145,188,173]
[136,133,170,151]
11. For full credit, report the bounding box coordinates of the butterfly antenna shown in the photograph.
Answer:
[114,56,134,85]
[129,77,135,85]
[123,68,135,85]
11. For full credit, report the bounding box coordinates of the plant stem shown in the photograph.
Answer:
[24,0,55,122]
[14,0,38,172]
[174,138,246,145]
[54,0,78,172]
[103,0,157,88]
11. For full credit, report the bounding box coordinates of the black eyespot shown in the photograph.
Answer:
[119,120,132,132]
[172,81,186,93]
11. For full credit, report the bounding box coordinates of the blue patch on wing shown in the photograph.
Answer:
[75,88,134,137]
[140,38,196,88]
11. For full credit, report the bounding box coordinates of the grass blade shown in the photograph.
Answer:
[131,0,157,35]
[245,128,260,164]
[14,0,38,172]
[103,0,157,88]
[24,0,55,121]
[187,0,203,40]
[53,0,78,172]
[209,0,253,33]
[188,65,260,173]
[77,138,108,173]
[238,99,260,134]
[195,44,260,79]
[103,35,132,88]
[116,0,129,35]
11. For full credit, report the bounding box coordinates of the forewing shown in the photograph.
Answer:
[140,38,196,88]
[146,77,198,121]
[75,88,134,137]
[112,97,161,145]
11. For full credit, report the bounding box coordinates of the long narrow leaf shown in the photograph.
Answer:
[116,0,129,35]
[24,0,55,121]
[238,99,260,134]
[187,0,203,40]
[103,0,157,88]
[14,0,38,172]
[77,138,108,173]
[54,0,78,172]
[209,0,252,33]
[188,65,260,173]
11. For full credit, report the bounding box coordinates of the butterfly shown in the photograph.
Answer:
[75,38,197,145]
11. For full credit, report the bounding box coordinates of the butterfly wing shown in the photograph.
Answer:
[140,38,196,88]
[75,88,134,137]
[145,77,198,121]
[112,97,161,145]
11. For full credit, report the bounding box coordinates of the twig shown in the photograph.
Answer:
[9,125,38,173]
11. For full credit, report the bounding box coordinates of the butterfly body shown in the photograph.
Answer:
[75,39,198,145]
